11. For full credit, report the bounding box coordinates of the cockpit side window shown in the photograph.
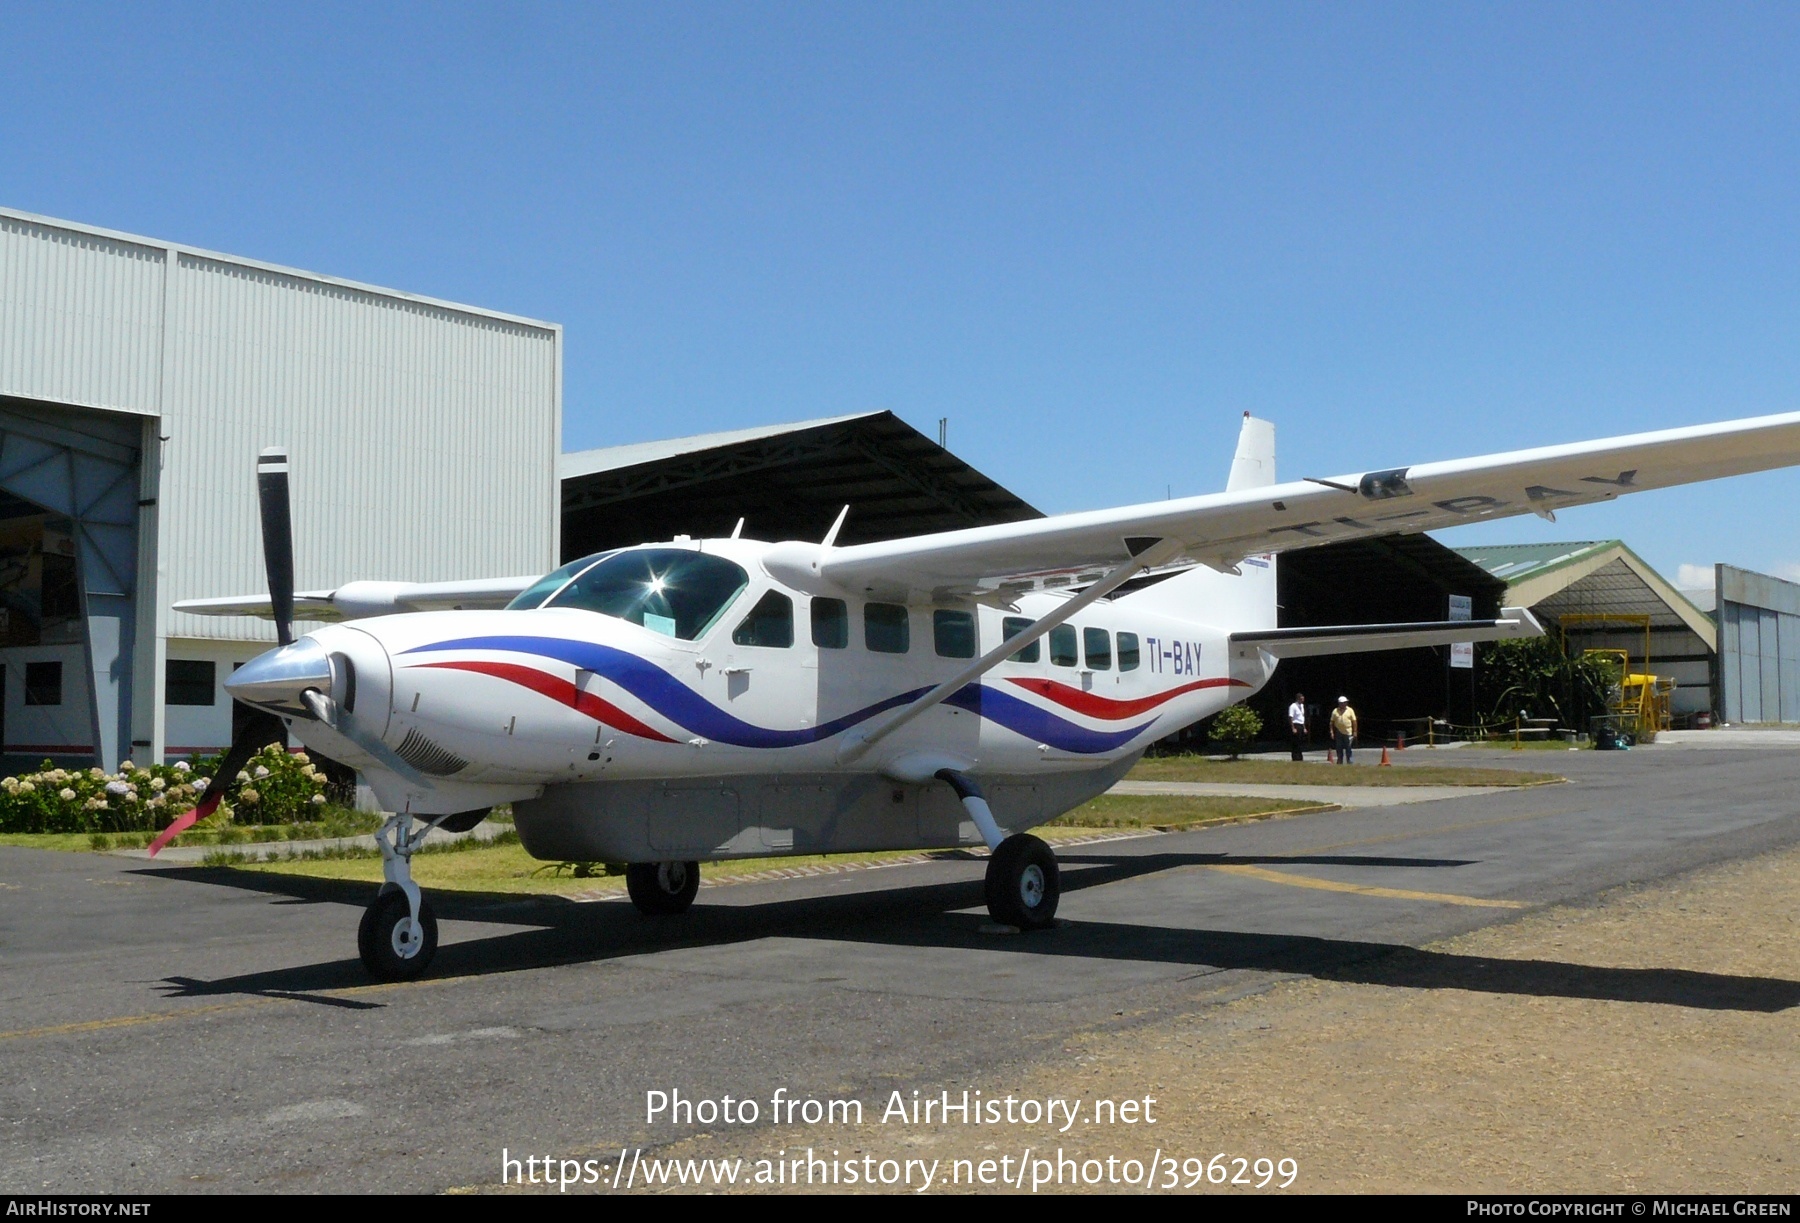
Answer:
[732,590,794,648]
[543,548,749,640]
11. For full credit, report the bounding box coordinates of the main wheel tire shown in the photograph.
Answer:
[626,860,701,915]
[357,890,438,981]
[985,834,1060,930]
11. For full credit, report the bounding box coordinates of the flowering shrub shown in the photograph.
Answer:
[0,745,334,834]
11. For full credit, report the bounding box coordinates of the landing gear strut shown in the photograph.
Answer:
[626,860,701,915]
[935,768,1061,930]
[359,812,441,981]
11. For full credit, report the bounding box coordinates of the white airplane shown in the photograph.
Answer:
[163,411,1800,980]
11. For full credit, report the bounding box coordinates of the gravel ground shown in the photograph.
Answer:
[638,840,1800,1194]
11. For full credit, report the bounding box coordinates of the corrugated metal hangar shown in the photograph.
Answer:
[0,207,560,768]
[1714,564,1800,723]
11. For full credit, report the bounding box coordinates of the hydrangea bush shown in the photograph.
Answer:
[0,744,333,834]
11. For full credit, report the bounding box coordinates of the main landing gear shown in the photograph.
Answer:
[359,812,441,981]
[936,768,1061,930]
[985,832,1060,929]
[626,860,701,915]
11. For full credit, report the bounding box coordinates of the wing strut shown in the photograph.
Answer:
[837,537,1184,763]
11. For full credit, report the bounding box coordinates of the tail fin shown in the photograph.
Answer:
[1226,412,1276,492]
[1124,413,1278,630]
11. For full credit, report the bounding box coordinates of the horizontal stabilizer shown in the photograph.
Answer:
[174,575,541,623]
[1232,606,1543,659]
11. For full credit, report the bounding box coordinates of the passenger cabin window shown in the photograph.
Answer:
[934,610,975,658]
[732,590,794,647]
[1049,624,1078,668]
[1118,632,1141,672]
[864,603,910,654]
[811,597,849,649]
[1003,616,1039,663]
[542,548,748,640]
[1084,627,1112,670]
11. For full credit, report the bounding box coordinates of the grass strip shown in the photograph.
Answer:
[1128,756,1563,787]
[0,831,103,852]
[1049,792,1333,830]
[211,794,1332,897]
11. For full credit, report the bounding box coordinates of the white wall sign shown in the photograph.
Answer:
[1449,594,1473,670]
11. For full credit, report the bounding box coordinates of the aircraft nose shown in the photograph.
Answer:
[224,637,334,716]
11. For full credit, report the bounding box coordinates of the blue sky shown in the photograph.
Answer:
[6,2,1800,585]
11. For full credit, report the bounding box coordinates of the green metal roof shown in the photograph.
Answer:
[1450,541,1619,584]
[1450,539,1716,645]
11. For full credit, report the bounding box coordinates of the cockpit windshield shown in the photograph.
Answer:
[538,548,749,640]
[504,552,617,611]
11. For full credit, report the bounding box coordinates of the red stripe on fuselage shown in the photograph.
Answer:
[411,660,677,743]
[1005,675,1248,720]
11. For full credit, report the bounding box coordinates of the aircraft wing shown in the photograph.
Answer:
[819,411,1800,601]
[174,575,541,622]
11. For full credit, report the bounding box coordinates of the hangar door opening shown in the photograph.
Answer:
[0,397,141,771]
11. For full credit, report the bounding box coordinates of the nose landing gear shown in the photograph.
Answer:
[358,889,438,980]
[359,813,443,981]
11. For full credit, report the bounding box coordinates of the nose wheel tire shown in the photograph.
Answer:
[358,890,439,981]
[985,833,1060,930]
[626,860,701,915]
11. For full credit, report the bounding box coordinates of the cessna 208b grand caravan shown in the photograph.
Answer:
[164,411,1800,980]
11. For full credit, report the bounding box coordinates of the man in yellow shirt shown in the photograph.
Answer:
[1329,696,1358,765]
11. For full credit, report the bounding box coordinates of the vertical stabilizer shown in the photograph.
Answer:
[1124,413,1279,634]
[1226,412,1277,491]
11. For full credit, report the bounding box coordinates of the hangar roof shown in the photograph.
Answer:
[1452,540,1716,649]
[559,411,1041,560]
[561,413,871,481]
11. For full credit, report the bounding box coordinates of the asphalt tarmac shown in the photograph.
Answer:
[4,744,1797,1193]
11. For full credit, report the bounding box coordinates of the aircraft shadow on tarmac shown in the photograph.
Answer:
[140,849,1800,1016]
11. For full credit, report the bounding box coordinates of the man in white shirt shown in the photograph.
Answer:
[1287,692,1308,761]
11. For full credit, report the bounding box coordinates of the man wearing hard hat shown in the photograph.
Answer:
[1329,696,1358,765]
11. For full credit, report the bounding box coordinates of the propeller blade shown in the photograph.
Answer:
[257,447,296,646]
[146,710,286,857]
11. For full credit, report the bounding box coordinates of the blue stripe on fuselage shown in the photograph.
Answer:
[401,635,1152,753]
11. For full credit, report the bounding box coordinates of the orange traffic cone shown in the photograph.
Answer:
[1379,746,1391,766]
